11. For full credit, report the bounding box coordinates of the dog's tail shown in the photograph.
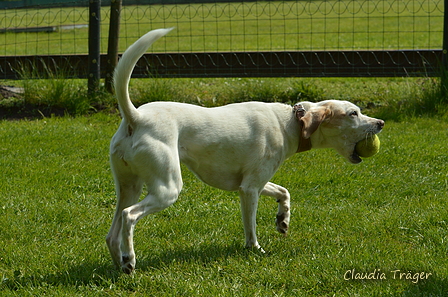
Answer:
[113,28,174,123]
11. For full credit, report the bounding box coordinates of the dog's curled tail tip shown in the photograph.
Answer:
[151,27,175,39]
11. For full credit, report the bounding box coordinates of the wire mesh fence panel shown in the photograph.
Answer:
[0,0,445,79]
[0,4,90,56]
[120,0,444,52]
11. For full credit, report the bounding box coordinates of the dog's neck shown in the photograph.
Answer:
[297,129,312,152]
[293,104,312,153]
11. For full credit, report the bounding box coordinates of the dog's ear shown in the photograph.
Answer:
[300,106,332,139]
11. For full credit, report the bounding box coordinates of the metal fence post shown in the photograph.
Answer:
[105,0,122,94]
[88,0,101,96]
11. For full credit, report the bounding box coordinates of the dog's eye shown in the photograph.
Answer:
[349,111,358,117]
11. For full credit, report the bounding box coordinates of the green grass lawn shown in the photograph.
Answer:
[0,0,443,55]
[0,1,447,295]
[0,112,447,296]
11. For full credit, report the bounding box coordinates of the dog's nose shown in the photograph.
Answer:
[377,120,385,130]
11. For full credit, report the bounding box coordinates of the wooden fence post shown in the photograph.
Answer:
[441,0,448,98]
[88,0,101,96]
[105,0,122,94]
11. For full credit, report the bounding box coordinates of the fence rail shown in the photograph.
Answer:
[0,0,446,81]
[0,50,442,80]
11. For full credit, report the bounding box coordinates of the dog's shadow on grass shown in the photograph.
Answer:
[2,242,246,290]
[138,240,250,270]
[4,243,447,294]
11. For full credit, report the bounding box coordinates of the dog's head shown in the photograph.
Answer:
[297,100,384,163]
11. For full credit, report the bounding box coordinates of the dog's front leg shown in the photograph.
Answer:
[261,182,290,235]
[238,186,265,253]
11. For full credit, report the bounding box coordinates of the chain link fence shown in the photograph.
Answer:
[0,0,445,80]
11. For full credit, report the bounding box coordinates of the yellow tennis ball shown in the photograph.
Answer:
[355,134,380,158]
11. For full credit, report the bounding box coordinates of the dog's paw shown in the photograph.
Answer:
[121,254,135,274]
[276,213,289,235]
[245,244,266,254]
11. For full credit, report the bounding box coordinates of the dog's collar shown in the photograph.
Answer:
[293,104,312,153]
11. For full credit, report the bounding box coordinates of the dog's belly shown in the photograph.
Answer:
[180,156,243,192]
[178,133,284,192]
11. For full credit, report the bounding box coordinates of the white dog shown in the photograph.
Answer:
[106,28,385,274]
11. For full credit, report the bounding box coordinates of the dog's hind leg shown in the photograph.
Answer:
[119,154,183,274]
[106,158,143,268]
[261,182,291,235]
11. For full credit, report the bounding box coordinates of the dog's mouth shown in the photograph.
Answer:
[340,118,384,164]
[349,148,363,164]
[348,128,383,164]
